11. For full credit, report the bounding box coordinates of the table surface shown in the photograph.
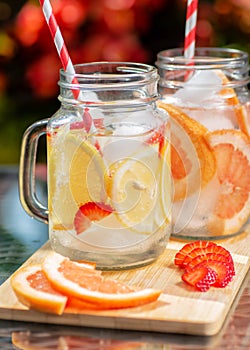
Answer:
[0,165,249,349]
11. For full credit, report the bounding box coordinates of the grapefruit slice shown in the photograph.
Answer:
[237,103,250,139]
[206,129,250,235]
[42,252,161,309]
[11,265,67,315]
[158,102,216,201]
[217,70,250,138]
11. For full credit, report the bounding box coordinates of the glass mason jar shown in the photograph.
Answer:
[19,62,171,270]
[156,47,250,239]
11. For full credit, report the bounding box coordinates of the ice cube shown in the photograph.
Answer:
[81,91,100,102]
[80,91,104,119]
[79,215,147,248]
[173,69,239,130]
[175,70,223,105]
[184,106,237,131]
[113,124,147,136]
[172,175,220,234]
[102,121,152,164]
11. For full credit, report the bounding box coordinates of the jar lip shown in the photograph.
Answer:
[58,62,160,105]
[60,61,158,82]
[156,47,249,69]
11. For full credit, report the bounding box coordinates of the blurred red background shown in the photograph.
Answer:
[0,0,249,163]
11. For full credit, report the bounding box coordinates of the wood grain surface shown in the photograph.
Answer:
[0,233,249,336]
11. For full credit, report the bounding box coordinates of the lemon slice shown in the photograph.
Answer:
[69,138,107,206]
[48,130,106,228]
[158,140,172,226]
[108,144,164,234]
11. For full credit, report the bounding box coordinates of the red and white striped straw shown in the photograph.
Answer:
[39,0,97,134]
[184,0,198,59]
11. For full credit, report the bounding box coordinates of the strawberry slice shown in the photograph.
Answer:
[182,265,217,292]
[145,127,166,156]
[174,241,216,268]
[70,108,93,131]
[195,261,234,288]
[185,253,235,276]
[74,202,113,234]
[182,244,234,269]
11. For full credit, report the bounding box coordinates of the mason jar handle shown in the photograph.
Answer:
[19,119,49,224]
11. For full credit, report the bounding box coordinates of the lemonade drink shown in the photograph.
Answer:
[19,62,171,269]
[47,115,171,268]
[156,48,250,239]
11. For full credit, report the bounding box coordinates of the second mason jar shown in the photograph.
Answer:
[19,62,171,269]
[156,47,250,239]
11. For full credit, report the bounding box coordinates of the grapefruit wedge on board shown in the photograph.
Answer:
[11,252,161,314]
[42,252,161,309]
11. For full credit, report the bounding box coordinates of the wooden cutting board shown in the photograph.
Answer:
[0,233,249,336]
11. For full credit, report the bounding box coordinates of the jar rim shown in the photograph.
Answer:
[60,61,158,83]
[58,61,160,106]
[156,47,249,70]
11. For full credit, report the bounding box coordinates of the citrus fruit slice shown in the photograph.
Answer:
[10,264,67,315]
[237,103,250,139]
[69,138,106,206]
[42,252,161,309]
[10,262,111,314]
[106,143,162,233]
[206,129,250,235]
[158,102,216,201]
[48,129,106,229]
[158,139,172,226]
[216,70,250,139]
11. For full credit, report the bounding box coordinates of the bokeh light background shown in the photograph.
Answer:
[0,0,249,163]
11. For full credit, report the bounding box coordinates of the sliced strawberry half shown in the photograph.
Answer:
[182,265,217,292]
[182,244,234,269]
[74,202,113,234]
[185,253,235,276]
[177,241,235,291]
[174,241,216,268]
[195,260,234,288]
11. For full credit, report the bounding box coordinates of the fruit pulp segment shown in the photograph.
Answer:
[47,121,171,267]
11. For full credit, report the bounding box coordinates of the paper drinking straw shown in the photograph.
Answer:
[39,0,97,134]
[184,0,198,59]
